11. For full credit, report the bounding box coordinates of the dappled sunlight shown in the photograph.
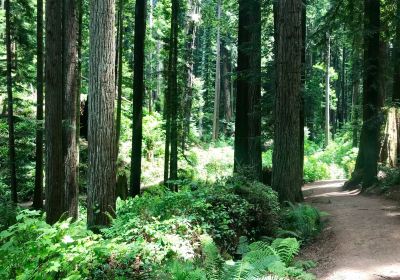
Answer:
[326,264,400,280]
[310,189,360,198]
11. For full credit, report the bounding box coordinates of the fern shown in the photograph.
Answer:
[222,238,314,280]
[201,235,224,280]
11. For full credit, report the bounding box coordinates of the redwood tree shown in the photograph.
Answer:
[87,0,117,230]
[63,0,79,219]
[346,0,382,189]
[130,0,147,197]
[45,0,64,223]
[33,0,44,209]
[233,0,262,180]
[272,0,303,202]
[5,0,17,203]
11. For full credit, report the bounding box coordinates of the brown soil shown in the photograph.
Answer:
[301,180,400,280]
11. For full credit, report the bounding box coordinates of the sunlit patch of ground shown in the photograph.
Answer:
[300,180,400,280]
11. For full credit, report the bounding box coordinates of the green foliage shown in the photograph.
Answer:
[0,198,17,231]
[278,203,327,242]
[223,238,315,280]
[0,210,108,280]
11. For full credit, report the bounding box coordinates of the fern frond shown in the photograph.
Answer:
[271,238,300,265]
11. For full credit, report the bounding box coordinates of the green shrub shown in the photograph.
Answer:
[278,203,327,242]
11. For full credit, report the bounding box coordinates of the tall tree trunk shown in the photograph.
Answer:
[130,0,147,197]
[182,0,199,151]
[87,0,117,230]
[393,0,400,103]
[63,0,79,219]
[45,0,64,224]
[212,0,222,141]
[33,0,44,209]
[325,33,331,147]
[222,44,232,125]
[168,0,179,188]
[115,0,124,155]
[272,0,302,202]
[5,0,17,203]
[234,0,262,180]
[341,47,347,124]
[346,0,381,189]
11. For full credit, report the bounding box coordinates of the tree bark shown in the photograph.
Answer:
[169,0,179,188]
[393,0,400,103]
[115,0,124,155]
[212,0,222,141]
[45,0,64,224]
[33,0,44,209]
[130,0,147,197]
[87,0,117,230]
[234,0,262,180]
[325,33,331,147]
[5,0,17,203]
[346,0,382,189]
[63,0,79,220]
[272,0,302,202]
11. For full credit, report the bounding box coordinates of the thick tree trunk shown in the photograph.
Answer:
[45,0,64,224]
[272,0,302,202]
[63,0,79,220]
[130,0,147,197]
[5,0,17,203]
[33,0,44,209]
[393,0,400,103]
[87,0,117,230]
[212,0,222,141]
[346,0,382,189]
[234,0,262,180]
[115,0,124,155]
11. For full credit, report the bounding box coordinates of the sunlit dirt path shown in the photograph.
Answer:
[300,180,400,280]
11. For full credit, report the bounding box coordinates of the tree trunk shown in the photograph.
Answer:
[45,0,64,224]
[222,44,232,126]
[5,0,17,203]
[325,33,331,147]
[169,0,179,189]
[346,0,382,189]
[33,0,44,209]
[212,0,222,141]
[182,0,199,151]
[115,0,124,155]
[393,0,400,103]
[272,0,302,202]
[63,0,79,220]
[234,0,262,180]
[87,0,117,230]
[130,0,147,197]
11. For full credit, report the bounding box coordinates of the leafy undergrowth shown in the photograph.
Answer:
[0,176,320,279]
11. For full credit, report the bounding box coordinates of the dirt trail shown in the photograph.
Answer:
[301,180,400,280]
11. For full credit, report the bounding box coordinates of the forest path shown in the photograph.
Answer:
[300,180,400,280]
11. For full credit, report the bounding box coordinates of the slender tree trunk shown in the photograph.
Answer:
[87,0,117,230]
[130,0,147,197]
[222,44,232,125]
[115,0,124,155]
[63,0,79,219]
[182,0,199,151]
[5,0,17,203]
[33,0,44,209]
[234,0,262,180]
[212,0,222,141]
[169,0,179,188]
[45,0,64,224]
[147,0,153,114]
[272,0,302,202]
[325,33,331,147]
[341,47,347,124]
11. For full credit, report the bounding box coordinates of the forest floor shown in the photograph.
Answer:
[301,180,400,280]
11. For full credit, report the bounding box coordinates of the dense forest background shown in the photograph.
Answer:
[1,0,400,279]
